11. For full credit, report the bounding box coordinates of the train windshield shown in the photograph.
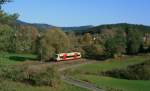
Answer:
[55,54,58,58]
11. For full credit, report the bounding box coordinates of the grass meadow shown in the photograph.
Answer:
[70,55,150,91]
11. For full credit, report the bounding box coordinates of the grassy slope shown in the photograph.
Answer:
[0,52,37,66]
[0,52,89,91]
[74,75,150,91]
[0,80,89,91]
[72,56,150,74]
[72,55,150,91]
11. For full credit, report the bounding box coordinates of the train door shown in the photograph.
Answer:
[63,53,67,60]
[74,53,78,59]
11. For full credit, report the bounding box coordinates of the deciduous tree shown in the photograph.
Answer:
[0,24,14,52]
[126,28,143,54]
[15,25,39,53]
[39,28,71,61]
[105,30,126,57]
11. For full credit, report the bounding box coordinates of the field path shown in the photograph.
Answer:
[58,59,105,91]
[62,76,104,91]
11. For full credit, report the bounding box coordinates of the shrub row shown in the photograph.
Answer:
[0,61,61,87]
[103,60,150,80]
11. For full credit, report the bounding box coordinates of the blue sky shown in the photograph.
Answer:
[3,0,150,26]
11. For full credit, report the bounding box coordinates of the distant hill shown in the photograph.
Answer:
[16,20,55,31]
[16,20,93,32]
[86,23,150,34]
[16,21,150,34]
[61,25,94,32]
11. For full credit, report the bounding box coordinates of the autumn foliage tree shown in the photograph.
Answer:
[80,33,105,59]
[38,28,71,61]
[80,33,93,46]
[105,30,126,57]
[15,25,39,53]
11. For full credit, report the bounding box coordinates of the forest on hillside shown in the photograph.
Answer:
[0,0,150,61]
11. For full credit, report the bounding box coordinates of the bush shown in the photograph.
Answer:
[0,81,17,91]
[83,44,105,59]
[0,62,61,87]
[103,60,150,80]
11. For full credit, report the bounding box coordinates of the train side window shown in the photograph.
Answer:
[66,55,74,58]
[60,56,63,58]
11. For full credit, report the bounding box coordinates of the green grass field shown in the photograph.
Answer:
[74,74,150,91]
[71,56,150,75]
[0,52,89,91]
[0,52,37,66]
[1,52,150,91]
[0,80,89,91]
[71,55,150,91]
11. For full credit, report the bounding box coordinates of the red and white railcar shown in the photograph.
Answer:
[55,52,81,61]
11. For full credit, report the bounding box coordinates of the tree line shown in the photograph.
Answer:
[0,0,150,61]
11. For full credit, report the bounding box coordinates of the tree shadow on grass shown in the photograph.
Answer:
[8,56,37,62]
[85,55,109,61]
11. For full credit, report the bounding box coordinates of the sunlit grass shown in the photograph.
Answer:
[71,55,150,91]
[71,56,150,75]
[0,80,89,91]
[74,74,150,91]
